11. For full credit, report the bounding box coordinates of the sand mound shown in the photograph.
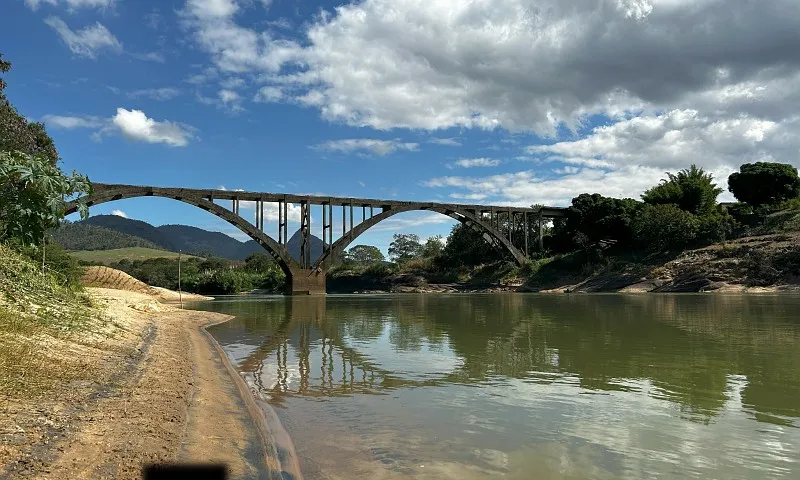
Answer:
[81,267,212,302]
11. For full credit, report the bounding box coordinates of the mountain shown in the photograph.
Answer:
[61,215,326,262]
[51,222,161,251]
[83,216,175,250]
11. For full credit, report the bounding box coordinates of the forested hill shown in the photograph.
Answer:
[51,223,161,251]
[54,215,325,262]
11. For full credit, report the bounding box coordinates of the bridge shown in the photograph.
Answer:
[65,183,567,294]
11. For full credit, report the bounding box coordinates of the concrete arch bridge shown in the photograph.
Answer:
[65,183,567,294]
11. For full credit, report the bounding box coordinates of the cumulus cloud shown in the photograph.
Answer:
[111,209,128,218]
[25,0,114,11]
[448,158,501,169]
[112,108,194,147]
[314,139,419,156]
[253,86,284,103]
[44,16,121,59]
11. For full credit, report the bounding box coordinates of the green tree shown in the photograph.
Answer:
[642,165,722,215]
[437,223,500,267]
[345,244,385,264]
[727,162,800,207]
[632,204,700,252]
[388,233,423,263]
[0,151,91,245]
[244,252,277,273]
[555,193,640,249]
[0,53,59,164]
[421,235,444,258]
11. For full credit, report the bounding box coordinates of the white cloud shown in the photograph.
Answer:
[358,181,366,187]
[131,52,165,63]
[112,108,194,147]
[314,138,419,156]
[368,212,454,232]
[111,209,128,218]
[242,0,800,134]
[429,137,461,146]
[448,158,501,169]
[128,87,182,100]
[253,86,284,103]
[44,16,121,59]
[42,114,106,129]
[26,0,114,11]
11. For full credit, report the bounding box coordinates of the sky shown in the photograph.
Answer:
[3,0,800,254]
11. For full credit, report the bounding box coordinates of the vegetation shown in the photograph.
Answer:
[728,162,800,207]
[98,252,286,295]
[69,247,196,264]
[0,243,107,396]
[344,245,385,264]
[52,221,160,251]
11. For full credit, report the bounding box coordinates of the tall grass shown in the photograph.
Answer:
[0,243,105,396]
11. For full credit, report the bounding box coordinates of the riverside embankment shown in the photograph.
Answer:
[1,269,302,479]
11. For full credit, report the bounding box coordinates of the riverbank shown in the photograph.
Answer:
[328,232,800,294]
[0,287,301,479]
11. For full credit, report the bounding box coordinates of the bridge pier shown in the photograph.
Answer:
[286,269,326,295]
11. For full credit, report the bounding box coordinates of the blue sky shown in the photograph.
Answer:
[3,0,799,254]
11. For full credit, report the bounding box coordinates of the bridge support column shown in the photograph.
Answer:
[286,269,326,295]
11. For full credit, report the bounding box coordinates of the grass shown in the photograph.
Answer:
[0,243,108,397]
[69,247,198,264]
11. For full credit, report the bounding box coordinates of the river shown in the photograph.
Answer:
[192,294,800,479]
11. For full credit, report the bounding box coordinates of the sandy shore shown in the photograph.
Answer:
[0,287,301,479]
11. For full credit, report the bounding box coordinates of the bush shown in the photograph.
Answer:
[632,204,700,252]
[364,262,394,278]
[696,212,736,245]
[12,241,83,289]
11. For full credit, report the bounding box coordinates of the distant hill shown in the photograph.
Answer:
[70,247,199,264]
[83,216,175,250]
[58,214,327,263]
[52,222,161,251]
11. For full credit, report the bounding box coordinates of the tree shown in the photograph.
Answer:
[0,151,91,245]
[244,252,277,273]
[0,53,59,164]
[437,223,500,267]
[556,193,640,249]
[345,245,385,264]
[728,162,800,207]
[632,204,700,252]
[388,233,423,263]
[641,165,722,215]
[421,235,444,258]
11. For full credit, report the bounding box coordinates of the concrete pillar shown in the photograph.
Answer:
[286,268,326,295]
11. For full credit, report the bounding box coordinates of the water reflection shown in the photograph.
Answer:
[198,294,800,479]
[205,294,800,426]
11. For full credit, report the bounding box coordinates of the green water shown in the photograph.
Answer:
[195,294,800,479]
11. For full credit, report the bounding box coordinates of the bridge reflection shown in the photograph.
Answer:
[202,294,800,426]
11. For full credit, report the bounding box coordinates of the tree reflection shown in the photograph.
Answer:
[200,294,800,425]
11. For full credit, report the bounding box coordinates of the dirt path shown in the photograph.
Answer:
[1,288,302,480]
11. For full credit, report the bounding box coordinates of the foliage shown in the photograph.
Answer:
[13,241,85,289]
[555,193,640,250]
[107,255,285,295]
[68,247,192,264]
[244,252,278,273]
[632,204,700,252]
[0,54,59,164]
[345,244,385,264]
[50,221,160,251]
[642,165,723,215]
[0,150,91,245]
[388,233,424,263]
[421,235,444,258]
[437,223,501,267]
[727,162,800,207]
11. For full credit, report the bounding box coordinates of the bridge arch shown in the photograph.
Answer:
[64,186,300,276]
[313,205,527,270]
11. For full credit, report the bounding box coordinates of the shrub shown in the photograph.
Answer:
[632,204,700,252]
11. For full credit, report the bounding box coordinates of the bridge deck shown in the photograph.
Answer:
[89,183,568,218]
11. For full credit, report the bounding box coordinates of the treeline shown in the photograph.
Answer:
[101,252,286,295]
[50,221,161,251]
[334,162,800,283]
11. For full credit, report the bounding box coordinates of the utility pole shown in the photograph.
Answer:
[178,250,183,309]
